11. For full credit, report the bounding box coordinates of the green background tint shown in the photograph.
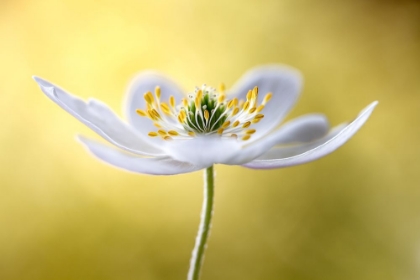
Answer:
[0,0,419,279]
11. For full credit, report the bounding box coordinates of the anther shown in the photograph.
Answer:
[232,120,240,127]
[249,107,256,113]
[188,131,195,137]
[232,107,239,116]
[169,96,176,107]
[182,98,188,107]
[217,128,224,134]
[242,121,251,128]
[160,103,171,114]
[152,109,161,119]
[222,121,231,128]
[148,132,158,137]
[242,135,251,141]
[163,136,173,141]
[204,110,210,120]
[136,109,147,117]
[263,92,273,104]
[219,83,226,93]
[196,89,203,100]
[168,130,179,136]
[144,91,154,104]
[158,130,167,136]
[155,86,161,99]
[227,99,235,108]
[246,129,256,134]
[218,94,226,103]
[243,101,250,111]
[256,105,264,112]
[246,90,252,100]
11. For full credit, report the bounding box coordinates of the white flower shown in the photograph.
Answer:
[33,65,377,175]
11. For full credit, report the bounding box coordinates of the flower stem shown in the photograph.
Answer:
[187,165,215,280]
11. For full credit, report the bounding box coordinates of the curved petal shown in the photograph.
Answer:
[271,114,330,144]
[228,65,303,142]
[243,101,378,169]
[33,76,165,156]
[162,135,242,167]
[124,71,186,136]
[219,114,331,165]
[77,136,202,175]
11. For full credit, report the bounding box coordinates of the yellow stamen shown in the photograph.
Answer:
[232,120,240,127]
[195,90,203,107]
[182,98,188,107]
[217,128,224,134]
[263,92,273,104]
[147,110,157,120]
[196,89,203,100]
[242,121,251,128]
[232,107,239,116]
[246,90,252,100]
[188,131,195,137]
[255,113,264,119]
[256,105,264,112]
[252,118,261,123]
[144,91,154,104]
[227,99,235,108]
[246,129,256,134]
[242,135,251,141]
[219,83,225,93]
[249,107,256,113]
[242,101,250,111]
[233,98,238,106]
[169,96,176,107]
[152,109,161,119]
[153,122,162,128]
[136,109,147,117]
[158,130,167,136]
[204,110,210,120]
[155,86,161,99]
[160,103,171,114]
[222,121,231,128]
[252,86,259,99]
[148,132,158,137]
[163,136,173,141]
[168,130,179,136]
[218,94,226,103]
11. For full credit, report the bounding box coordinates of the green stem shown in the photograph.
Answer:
[187,165,215,280]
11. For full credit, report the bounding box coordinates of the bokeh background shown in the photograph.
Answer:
[1,0,420,279]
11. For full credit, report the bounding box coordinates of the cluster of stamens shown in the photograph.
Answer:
[136,83,272,141]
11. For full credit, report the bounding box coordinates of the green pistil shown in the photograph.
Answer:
[185,93,227,133]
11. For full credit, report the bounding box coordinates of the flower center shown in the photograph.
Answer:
[136,84,272,141]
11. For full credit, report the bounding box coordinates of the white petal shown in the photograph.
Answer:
[220,114,330,165]
[162,135,242,167]
[228,65,303,141]
[243,101,378,169]
[77,136,202,175]
[271,114,330,144]
[124,71,185,135]
[33,76,164,157]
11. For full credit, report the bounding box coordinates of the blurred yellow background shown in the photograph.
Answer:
[1,0,420,279]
